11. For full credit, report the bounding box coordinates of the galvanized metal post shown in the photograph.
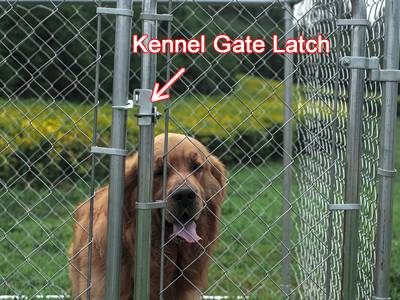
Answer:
[341,0,367,299]
[373,0,400,298]
[282,3,294,298]
[134,0,158,299]
[103,0,133,299]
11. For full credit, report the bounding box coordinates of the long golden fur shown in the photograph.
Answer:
[69,133,226,299]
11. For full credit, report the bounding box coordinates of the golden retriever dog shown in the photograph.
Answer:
[69,133,226,300]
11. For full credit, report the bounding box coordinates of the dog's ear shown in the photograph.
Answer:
[91,153,139,257]
[125,153,138,178]
[208,154,227,201]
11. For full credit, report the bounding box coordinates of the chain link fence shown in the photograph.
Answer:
[294,0,385,298]
[0,0,398,299]
[159,2,290,297]
[1,2,97,298]
[0,1,139,296]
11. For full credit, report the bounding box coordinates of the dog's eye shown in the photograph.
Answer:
[154,164,171,177]
[192,161,203,172]
[154,165,166,176]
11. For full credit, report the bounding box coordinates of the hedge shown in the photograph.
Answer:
[0,76,287,184]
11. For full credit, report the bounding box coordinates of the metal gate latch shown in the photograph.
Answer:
[134,89,162,125]
[370,69,400,82]
[340,56,400,82]
[112,99,135,110]
[340,56,379,70]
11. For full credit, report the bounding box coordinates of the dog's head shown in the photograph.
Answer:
[124,133,226,244]
[152,133,226,243]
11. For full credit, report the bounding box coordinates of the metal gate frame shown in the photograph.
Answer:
[101,0,399,298]
[0,0,397,298]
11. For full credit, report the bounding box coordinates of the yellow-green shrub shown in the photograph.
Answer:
[0,76,287,183]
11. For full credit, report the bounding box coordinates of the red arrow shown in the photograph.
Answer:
[151,68,186,103]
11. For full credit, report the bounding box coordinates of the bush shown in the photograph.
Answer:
[0,76,287,184]
[161,75,287,164]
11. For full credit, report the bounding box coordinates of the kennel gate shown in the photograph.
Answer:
[0,0,398,299]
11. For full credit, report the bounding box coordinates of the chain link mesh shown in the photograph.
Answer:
[294,1,351,298]
[0,0,388,299]
[158,2,293,298]
[294,0,384,299]
[0,2,132,297]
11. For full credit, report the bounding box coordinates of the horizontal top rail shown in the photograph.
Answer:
[0,0,301,5]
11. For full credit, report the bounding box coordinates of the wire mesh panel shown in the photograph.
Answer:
[294,1,350,298]
[156,1,305,299]
[0,3,97,297]
[0,0,392,299]
[294,0,384,299]
[0,1,138,298]
[357,1,384,298]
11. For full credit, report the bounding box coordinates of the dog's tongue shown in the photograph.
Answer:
[171,221,201,243]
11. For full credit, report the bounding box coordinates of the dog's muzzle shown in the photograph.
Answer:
[170,187,202,243]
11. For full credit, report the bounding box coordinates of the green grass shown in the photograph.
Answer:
[207,162,286,297]
[0,160,288,298]
[0,183,89,297]
[0,92,399,298]
[2,135,398,298]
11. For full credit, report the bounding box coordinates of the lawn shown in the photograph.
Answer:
[1,122,399,298]
[0,161,287,298]
[0,87,399,299]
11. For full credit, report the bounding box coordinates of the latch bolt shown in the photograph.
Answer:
[134,89,162,125]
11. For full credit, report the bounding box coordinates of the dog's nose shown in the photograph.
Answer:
[172,188,196,203]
